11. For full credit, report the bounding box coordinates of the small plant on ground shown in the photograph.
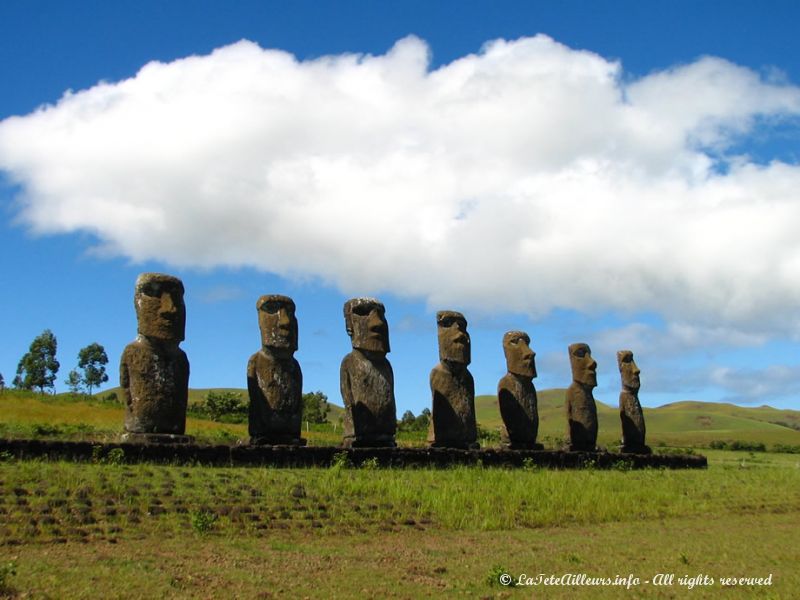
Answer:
[360,457,380,470]
[0,560,18,597]
[190,510,217,535]
[486,565,515,587]
[330,451,351,471]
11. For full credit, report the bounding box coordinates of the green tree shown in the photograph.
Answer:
[302,391,329,424]
[15,329,60,394]
[77,342,109,396]
[65,369,83,395]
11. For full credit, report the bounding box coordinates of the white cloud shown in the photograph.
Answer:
[710,365,800,404]
[2,35,800,336]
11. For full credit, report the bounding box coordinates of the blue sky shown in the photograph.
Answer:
[2,0,800,414]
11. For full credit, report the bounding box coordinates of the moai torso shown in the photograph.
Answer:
[617,350,650,454]
[121,337,189,434]
[497,330,541,449]
[428,311,478,449]
[339,298,397,447]
[565,343,598,451]
[247,295,305,445]
[340,349,397,446]
[120,273,191,441]
[498,373,539,448]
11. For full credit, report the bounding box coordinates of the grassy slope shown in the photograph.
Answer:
[3,387,800,448]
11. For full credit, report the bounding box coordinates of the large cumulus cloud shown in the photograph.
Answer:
[2,34,800,334]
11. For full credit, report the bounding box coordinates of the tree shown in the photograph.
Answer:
[205,391,247,422]
[15,329,60,394]
[65,369,83,395]
[302,391,329,424]
[77,342,109,396]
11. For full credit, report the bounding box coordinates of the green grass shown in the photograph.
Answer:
[3,387,800,451]
[0,451,798,598]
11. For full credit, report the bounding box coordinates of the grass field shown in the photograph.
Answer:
[1,450,799,598]
[3,388,799,451]
[1,389,799,597]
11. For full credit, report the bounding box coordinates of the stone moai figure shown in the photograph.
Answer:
[427,311,479,449]
[565,343,598,451]
[120,273,191,443]
[247,295,306,446]
[339,297,397,447]
[617,350,651,454]
[497,331,543,450]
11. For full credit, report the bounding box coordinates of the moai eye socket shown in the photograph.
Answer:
[260,301,282,314]
[574,348,587,358]
[141,282,163,298]
[353,304,373,317]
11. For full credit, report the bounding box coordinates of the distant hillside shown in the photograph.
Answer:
[475,391,800,448]
[94,386,800,449]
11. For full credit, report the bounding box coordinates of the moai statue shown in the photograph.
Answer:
[339,298,397,447]
[617,350,651,454]
[497,331,542,450]
[120,273,191,443]
[565,343,598,452]
[428,311,479,449]
[247,295,305,446]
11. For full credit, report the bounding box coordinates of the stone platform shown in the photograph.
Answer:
[0,438,706,469]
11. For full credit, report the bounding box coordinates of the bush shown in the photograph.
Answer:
[205,391,247,423]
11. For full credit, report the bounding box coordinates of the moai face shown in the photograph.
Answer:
[437,311,470,365]
[257,295,298,352]
[135,273,186,343]
[344,298,390,354]
[503,331,536,378]
[569,343,597,388]
[617,350,641,391]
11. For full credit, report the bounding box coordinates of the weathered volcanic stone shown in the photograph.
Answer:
[428,311,478,449]
[617,350,651,454]
[248,295,305,446]
[498,331,542,450]
[120,273,191,443]
[565,343,598,452]
[339,298,397,448]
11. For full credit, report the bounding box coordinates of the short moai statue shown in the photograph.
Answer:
[428,311,479,449]
[565,343,598,452]
[617,350,651,454]
[339,298,397,447]
[120,273,191,443]
[497,331,543,450]
[247,295,305,446]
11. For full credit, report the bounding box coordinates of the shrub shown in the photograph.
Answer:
[205,391,247,423]
[190,510,217,534]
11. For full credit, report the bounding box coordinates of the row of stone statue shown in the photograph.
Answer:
[120,273,650,454]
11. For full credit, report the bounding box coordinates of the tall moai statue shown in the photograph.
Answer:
[428,311,479,449]
[565,343,598,451]
[247,295,305,446]
[497,331,542,450]
[617,350,651,454]
[339,298,397,447]
[120,273,191,443]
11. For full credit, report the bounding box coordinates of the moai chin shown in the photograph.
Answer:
[247,295,306,446]
[427,311,479,449]
[120,273,192,443]
[617,350,651,454]
[339,297,397,448]
[497,331,543,450]
[564,343,598,452]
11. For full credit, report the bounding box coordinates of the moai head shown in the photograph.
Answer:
[437,311,470,365]
[257,295,298,353]
[569,343,597,388]
[344,297,390,354]
[503,330,536,378]
[135,273,186,343]
[617,349,641,392]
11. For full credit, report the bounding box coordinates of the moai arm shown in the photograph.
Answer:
[339,357,355,437]
[119,350,132,411]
